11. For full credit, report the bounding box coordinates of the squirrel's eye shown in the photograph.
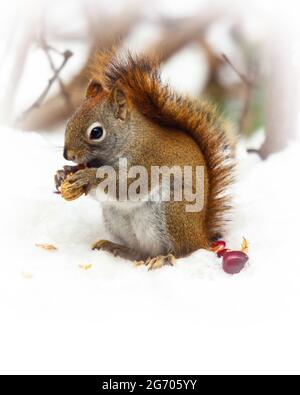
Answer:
[90,127,103,140]
[87,122,106,141]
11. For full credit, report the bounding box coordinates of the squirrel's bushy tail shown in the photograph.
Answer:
[90,51,235,240]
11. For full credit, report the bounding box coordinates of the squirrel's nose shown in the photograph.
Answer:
[64,149,77,161]
[63,148,68,160]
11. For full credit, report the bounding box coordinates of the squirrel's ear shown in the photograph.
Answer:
[111,85,128,121]
[86,79,103,98]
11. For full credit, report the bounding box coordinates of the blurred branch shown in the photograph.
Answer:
[147,9,223,63]
[41,42,73,110]
[222,54,258,137]
[222,54,254,88]
[239,62,258,139]
[19,8,141,131]
[258,40,298,159]
[17,49,73,124]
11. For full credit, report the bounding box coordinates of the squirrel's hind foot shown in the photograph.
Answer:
[135,253,176,271]
[92,239,140,261]
[92,240,176,270]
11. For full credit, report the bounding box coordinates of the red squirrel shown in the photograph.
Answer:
[55,50,235,270]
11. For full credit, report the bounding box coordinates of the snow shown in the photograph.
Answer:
[0,127,299,375]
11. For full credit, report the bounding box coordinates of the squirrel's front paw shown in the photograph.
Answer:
[55,169,67,191]
[54,165,79,191]
[66,168,98,195]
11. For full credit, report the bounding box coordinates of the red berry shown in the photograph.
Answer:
[217,248,229,258]
[222,251,249,275]
[211,240,226,250]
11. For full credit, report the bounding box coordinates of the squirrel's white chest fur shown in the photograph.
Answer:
[89,184,173,258]
[101,200,172,257]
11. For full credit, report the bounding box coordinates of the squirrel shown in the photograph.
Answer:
[55,50,235,270]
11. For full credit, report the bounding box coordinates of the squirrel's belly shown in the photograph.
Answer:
[102,201,173,257]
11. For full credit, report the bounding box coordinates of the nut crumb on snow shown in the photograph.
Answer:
[79,264,93,271]
[35,244,57,251]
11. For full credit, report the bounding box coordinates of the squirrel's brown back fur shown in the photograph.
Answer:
[90,50,235,241]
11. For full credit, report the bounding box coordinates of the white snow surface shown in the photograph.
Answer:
[0,126,299,375]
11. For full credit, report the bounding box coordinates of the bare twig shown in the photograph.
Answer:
[222,54,254,87]
[18,49,73,123]
[20,8,141,131]
[43,44,66,57]
[222,53,258,136]
[147,10,223,63]
[247,148,261,155]
[19,7,225,131]
[40,41,73,110]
